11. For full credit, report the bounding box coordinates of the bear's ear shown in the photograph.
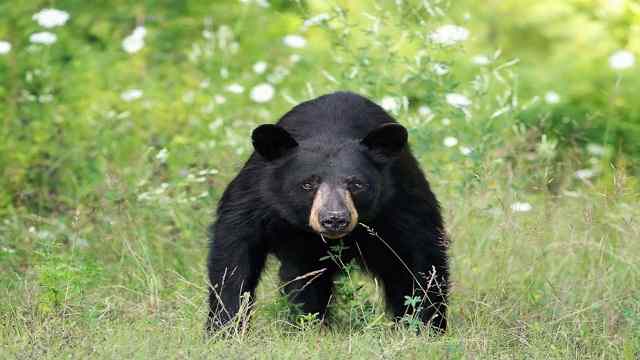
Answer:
[361,123,408,157]
[252,124,298,161]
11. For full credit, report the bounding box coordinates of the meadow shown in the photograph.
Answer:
[1,1,638,358]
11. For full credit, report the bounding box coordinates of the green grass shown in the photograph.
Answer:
[1,160,638,359]
[1,1,639,358]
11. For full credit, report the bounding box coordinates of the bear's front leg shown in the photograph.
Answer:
[361,223,449,333]
[206,220,267,333]
[383,257,448,333]
[278,257,337,321]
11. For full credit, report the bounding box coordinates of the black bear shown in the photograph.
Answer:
[207,91,449,333]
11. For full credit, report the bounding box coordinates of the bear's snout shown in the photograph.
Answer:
[309,183,358,238]
[319,210,350,233]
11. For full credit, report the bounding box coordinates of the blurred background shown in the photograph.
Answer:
[1,1,638,357]
[1,0,638,211]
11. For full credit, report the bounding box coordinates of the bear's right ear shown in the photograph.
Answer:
[252,124,298,161]
[361,123,408,157]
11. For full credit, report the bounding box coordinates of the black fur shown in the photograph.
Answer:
[207,92,449,333]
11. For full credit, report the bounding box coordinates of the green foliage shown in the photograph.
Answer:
[458,0,640,157]
[321,241,383,331]
[35,242,102,315]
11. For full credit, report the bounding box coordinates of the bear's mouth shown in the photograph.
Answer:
[319,229,351,239]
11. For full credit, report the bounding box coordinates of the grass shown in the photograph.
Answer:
[1,157,638,359]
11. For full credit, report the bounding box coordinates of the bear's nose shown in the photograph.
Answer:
[319,211,350,232]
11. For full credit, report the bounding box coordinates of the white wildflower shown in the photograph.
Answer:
[381,96,399,112]
[243,0,270,7]
[511,202,532,212]
[198,169,219,176]
[122,26,146,54]
[32,8,70,28]
[586,143,605,156]
[39,94,54,103]
[445,93,472,109]
[563,190,581,198]
[472,55,490,65]
[442,118,451,126]
[267,65,289,84]
[120,89,143,102]
[214,95,227,104]
[283,34,306,48]
[202,30,213,39]
[132,26,146,38]
[289,54,301,63]
[122,35,144,54]
[208,118,223,131]
[575,169,596,180]
[250,83,275,103]
[430,25,469,46]
[432,63,449,76]
[303,13,330,29]
[460,146,472,156]
[490,106,510,119]
[1,246,16,254]
[182,91,195,103]
[0,41,11,54]
[36,230,54,240]
[418,105,432,117]
[253,61,268,74]
[30,32,57,45]
[608,50,635,70]
[155,148,168,163]
[225,83,245,94]
[443,136,458,147]
[544,91,560,104]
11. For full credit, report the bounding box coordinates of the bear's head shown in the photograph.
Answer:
[252,122,407,239]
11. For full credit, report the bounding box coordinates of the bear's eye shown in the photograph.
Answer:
[348,179,366,192]
[301,182,315,191]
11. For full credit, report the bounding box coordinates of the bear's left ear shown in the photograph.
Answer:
[361,123,408,156]
[252,124,298,161]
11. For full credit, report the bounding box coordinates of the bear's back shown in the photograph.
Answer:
[275,92,396,142]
